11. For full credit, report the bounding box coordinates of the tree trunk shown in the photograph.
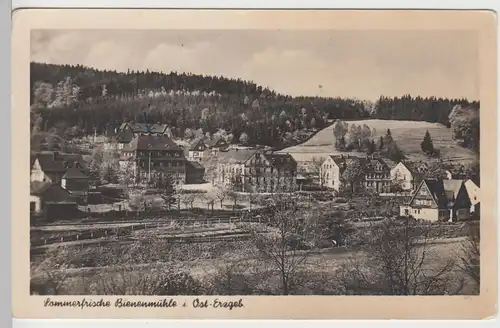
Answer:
[282,271,289,295]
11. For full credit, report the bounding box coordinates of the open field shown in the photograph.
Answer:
[32,236,474,295]
[279,119,477,164]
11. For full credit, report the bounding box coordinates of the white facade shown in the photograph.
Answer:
[390,162,414,191]
[216,163,245,187]
[188,150,204,161]
[30,159,51,183]
[30,195,42,213]
[319,157,341,191]
[465,179,480,212]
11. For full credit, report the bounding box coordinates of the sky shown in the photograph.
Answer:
[31,30,479,101]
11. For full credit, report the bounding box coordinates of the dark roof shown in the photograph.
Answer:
[413,179,465,209]
[262,152,297,170]
[206,137,228,148]
[362,158,390,173]
[115,130,134,144]
[218,149,256,164]
[119,123,168,134]
[329,155,347,167]
[30,181,52,196]
[62,168,88,179]
[186,161,205,170]
[422,179,448,208]
[123,135,182,152]
[188,138,208,151]
[33,152,87,173]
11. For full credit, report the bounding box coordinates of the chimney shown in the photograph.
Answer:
[340,154,344,159]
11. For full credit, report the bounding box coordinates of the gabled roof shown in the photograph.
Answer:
[30,181,52,196]
[123,135,182,152]
[410,178,466,209]
[119,123,168,134]
[362,157,390,173]
[32,152,87,173]
[115,130,134,144]
[421,179,448,208]
[393,161,422,177]
[383,158,397,169]
[262,152,297,170]
[62,167,88,179]
[217,149,256,164]
[206,137,228,148]
[188,138,208,151]
[443,179,465,201]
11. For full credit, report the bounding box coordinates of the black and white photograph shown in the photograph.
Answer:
[27,24,483,298]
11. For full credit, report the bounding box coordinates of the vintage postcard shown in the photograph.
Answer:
[11,9,497,319]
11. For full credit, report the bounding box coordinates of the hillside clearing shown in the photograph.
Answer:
[279,119,477,164]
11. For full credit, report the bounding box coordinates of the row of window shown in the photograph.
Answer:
[132,151,182,157]
[414,199,433,206]
[139,161,184,168]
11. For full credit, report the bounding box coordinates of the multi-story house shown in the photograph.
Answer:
[119,135,187,185]
[215,150,254,190]
[390,161,422,192]
[243,151,297,193]
[361,157,392,193]
[400,179,472,222]
[319,155,348,192]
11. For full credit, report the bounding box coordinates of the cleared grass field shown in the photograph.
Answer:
[280,119,477,164]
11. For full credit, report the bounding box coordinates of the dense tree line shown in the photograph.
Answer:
[30,62,374,147]
[374,94,479,127]
[30,62,480,151]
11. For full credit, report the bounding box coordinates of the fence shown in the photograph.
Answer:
[30,215,268,248]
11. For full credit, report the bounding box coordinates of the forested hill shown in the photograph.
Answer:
[30,62,371,147]
[30,62,479,149]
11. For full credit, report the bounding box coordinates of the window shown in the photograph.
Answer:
[30,201,36,212]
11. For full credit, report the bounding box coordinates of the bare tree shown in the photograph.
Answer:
[337,218,463,295]
[30,247,71,295]
[215,186,228,209]
[243,194,320,295]
[458,223,480,294]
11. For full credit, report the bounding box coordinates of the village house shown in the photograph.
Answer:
[390,161,422,192]
[243,151,297,193]
[185,161,205,184]
[360,157,392,193]
[319,155,348,192]
[30,151,87,184]
[464,178,480,215]
[206,136,229,155]
[119,134,187,185]
[400,179,472,222]
[215,149,255,190]
[30,181,78,220]
[187,138,208,162]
